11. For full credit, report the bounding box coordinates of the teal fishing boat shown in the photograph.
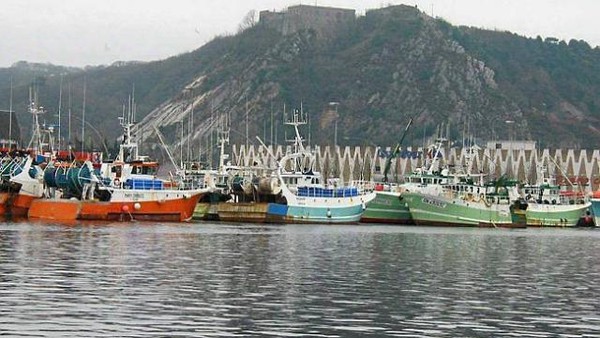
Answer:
[266,110,376,224]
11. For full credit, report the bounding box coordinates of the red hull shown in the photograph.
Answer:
[28,193,202,222]
[0,192,36,217]
[0,193,8,215]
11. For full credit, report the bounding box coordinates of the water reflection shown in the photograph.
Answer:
[1,221,599,337]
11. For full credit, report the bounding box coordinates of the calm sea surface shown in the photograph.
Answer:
[1,220,599,337]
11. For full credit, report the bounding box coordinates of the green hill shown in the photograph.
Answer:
[1,4,599,158]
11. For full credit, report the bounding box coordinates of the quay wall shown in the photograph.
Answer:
[231,145,600,192]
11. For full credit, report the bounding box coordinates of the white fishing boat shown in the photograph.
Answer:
[265,110,376,223]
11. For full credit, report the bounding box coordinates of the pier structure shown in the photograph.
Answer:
[232,144,600,192]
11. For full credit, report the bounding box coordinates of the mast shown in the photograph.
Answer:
[245,99,249,150]
[68,81,72,147]
[152,125,179,173]
[382,109,425,182]
[217,113,230,172]
[210,102,214,168]
[131,83,136,123]
[26,98,45,153]
[382,117,413,182]
[179,112,184,169]
[57,74,63,151]
[117,104,138,162]
[81,77,86,152]
[188,96,193,163]
[425,136,447,175]
[9,76,13,147]
[285,107,307,154]
[270,101,274,145]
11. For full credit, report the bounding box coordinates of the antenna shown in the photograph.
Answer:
[127,95,132,126]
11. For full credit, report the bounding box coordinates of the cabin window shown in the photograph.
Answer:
[143,166,157,175]
[113,166,122,177]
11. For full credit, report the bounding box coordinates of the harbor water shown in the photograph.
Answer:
[1,221,599,337]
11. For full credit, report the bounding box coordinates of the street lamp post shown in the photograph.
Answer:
[329,102,339,147]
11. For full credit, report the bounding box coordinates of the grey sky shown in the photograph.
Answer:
[1,0,598,68]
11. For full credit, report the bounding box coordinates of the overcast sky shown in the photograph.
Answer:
[2,0,598,68]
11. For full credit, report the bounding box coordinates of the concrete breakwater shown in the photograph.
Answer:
[231,145,600,192]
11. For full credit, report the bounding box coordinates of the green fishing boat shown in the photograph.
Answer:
[361,135,449,224]
[402,176,528,228]
[522,182,589,227]
[361,190,412,224]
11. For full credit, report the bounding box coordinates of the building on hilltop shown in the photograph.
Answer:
[259,5,355,38]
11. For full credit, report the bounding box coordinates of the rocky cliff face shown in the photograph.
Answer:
[135,5,541,161]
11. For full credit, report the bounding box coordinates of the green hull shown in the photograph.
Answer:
[526,203,590,227]
[361,191,413,224]
[193,203,210,220]
[402,192,523,228]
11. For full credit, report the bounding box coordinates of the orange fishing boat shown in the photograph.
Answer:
[0,156,45,217]
[28,112,211,222]
[1,192,40,217]
[28,188,203,222]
